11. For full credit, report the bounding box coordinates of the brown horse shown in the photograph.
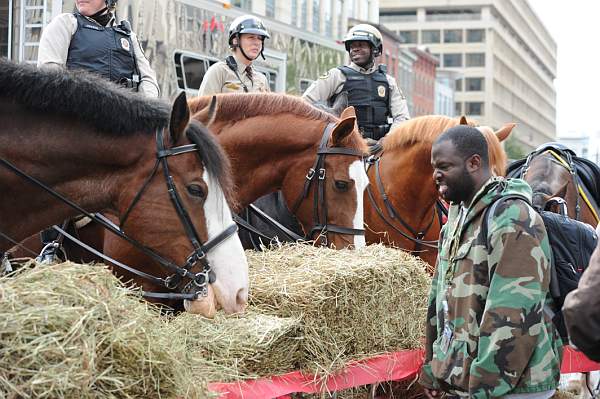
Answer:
[509,145,600,227]
[364,115,514,266]
[0,59,247,317]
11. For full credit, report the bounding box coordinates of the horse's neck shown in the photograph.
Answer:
[0,115,150,246]
[214,119,322,207]
[379,146,438,215]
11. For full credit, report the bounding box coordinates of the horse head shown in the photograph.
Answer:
[190,93,369,249]
[110,92,248,316]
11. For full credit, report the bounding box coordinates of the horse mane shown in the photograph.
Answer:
[189,93,337,124]
[186,121,237,209]
[0,58,170,135]
[383,115,474,151]
[382,115,507,176]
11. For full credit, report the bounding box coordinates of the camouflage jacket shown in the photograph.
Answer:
[419,177,562,398]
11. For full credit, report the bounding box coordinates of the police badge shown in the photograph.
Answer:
[377,85,386,97]
[120,38,130,52]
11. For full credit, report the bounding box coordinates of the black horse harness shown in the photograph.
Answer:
[364,149,445,252]
[0,128,238,301]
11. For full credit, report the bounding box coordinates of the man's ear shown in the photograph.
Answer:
[466,154,483,172]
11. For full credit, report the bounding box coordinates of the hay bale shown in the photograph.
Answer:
[0,262,208,399]
[167,311,301,382]
[247,244,431,375]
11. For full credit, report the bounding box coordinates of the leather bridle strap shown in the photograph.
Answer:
[290,122,366,242]
[364,156,439,249]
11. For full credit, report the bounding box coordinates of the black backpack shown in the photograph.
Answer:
[482,194,598,341]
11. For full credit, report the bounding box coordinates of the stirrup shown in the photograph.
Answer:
[1,254,12,274]
[36,242,61,265]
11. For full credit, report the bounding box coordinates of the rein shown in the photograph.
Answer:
[289,122,365,244]
[0,128,238,301]
[364,153,442,250]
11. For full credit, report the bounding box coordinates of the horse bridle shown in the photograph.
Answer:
[0,127,238,301]
[520,148,582,220]
[364,152,444,251]
[289,122,366,244]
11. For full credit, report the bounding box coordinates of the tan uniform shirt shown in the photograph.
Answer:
[198,53,270,95]
[37,13,160,98]
[302,62,410,130]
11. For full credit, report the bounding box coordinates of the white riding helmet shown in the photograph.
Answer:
[343,24,383,57]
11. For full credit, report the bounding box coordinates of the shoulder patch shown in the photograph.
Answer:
[318,71,330,80]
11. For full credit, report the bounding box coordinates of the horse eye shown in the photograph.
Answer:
[187,184,206,198]
[334,180,349,191]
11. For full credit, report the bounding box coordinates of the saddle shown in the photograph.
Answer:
[507,142,600,209]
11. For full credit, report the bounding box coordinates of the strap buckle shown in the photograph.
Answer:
[318,168,326,180]
[306,168,316,180]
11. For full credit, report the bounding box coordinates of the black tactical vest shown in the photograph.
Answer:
[338,65,391,140]
[66,13,139,90]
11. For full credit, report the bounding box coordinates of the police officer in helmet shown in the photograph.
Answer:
[198,15,271,95]
[303,24,410,141]
[38,0,159,98]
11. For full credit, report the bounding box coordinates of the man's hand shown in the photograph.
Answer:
[424,388,442,399]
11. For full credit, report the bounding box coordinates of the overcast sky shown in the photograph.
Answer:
[528,1,600,137]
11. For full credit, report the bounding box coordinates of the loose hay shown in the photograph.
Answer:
[0,244,431,397]
[0,262,208,399]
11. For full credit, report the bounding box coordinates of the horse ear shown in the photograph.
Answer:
[195,95,218,126]
[169,91,190,145]
[331,116,356,145]
[459,115,468,125]
[340,106,356,120]
[495,123,516,142]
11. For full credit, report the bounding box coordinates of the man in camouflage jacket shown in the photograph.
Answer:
[420,125,562,399]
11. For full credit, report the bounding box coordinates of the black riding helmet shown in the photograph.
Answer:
[228,15,270,61]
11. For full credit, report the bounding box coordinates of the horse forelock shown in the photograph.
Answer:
[189,93,337,125]
[185,121,238,211]
[0,58,170,136]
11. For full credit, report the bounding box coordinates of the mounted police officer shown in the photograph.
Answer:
[37,0,159,98]
[303,24,410,141]
[198,15,270,95]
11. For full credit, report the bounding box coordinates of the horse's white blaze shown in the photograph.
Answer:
[349,160,368,248]
[185,170,248,314]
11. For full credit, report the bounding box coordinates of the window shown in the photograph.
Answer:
[299,79,314,94]
[444,29,463,43]
[467,29,485,43]
[455,78,463,92]
[398,30,418,44]
[291,0,297,26]
[301,0,307,29]
[174,52,218,93]
[421,30,440,44]
[231,0,252,10]
[312,0,320,32]
[380,10,417,23]
[443,53,463,67]
[466,53,485,67]
[0,1,9,58]
[266,0,275,18]
[465,77,484,91]
[426,9,481,21]
[455,102,462,116]
[465,102,484,116]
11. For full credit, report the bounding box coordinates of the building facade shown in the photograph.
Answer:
[379,0,557,151]
[410,46,437,117]
[435,69,461,116]
[2,0,379,96]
